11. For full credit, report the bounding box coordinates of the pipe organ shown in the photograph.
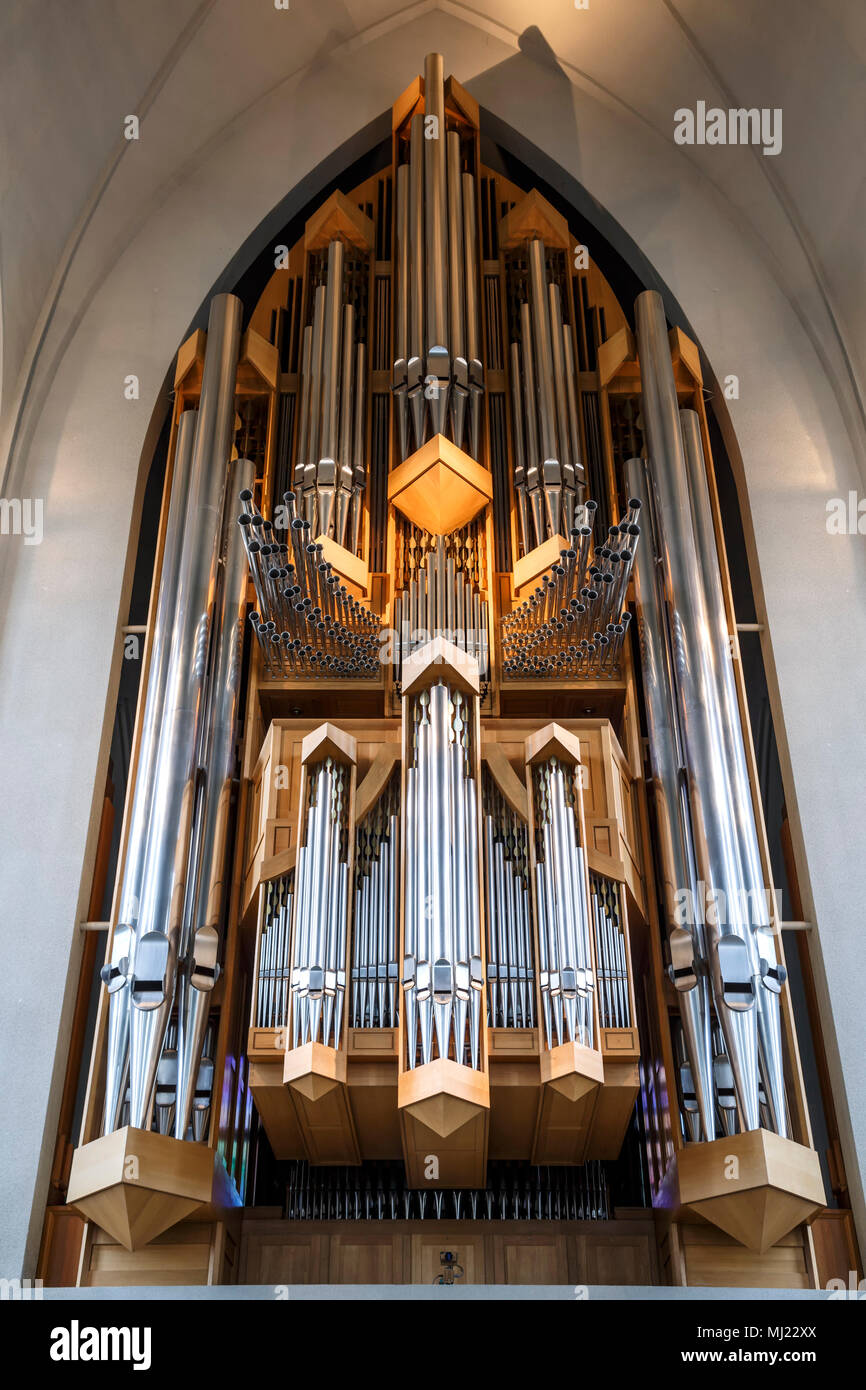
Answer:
[63,52,826,1289]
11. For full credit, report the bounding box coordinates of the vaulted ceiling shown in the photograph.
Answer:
[1,0,864,482]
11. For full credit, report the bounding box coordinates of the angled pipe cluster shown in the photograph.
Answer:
[290,757,352,1049]
[392,53,484,461]
[102,294,248,1142]
[240,488,380,678]
[255,874,294,1029]
[391,537,489,679]
[630,288,788,1142]
[482,772,536,1029]
[510,238,586,550]
[501,497,639,678]
[531,755,595,1051]
[402,681,483,1068]
[293,238,367,549]
[351,775,401,1029]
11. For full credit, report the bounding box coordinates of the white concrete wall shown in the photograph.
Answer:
[1,0,864,1276]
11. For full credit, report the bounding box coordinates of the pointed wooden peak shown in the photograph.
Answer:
[499,189,570,250]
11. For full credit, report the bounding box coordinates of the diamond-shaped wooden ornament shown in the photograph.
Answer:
[398,1058,490,1139]
[675,1129,825,1253]
[388,435,492,536]
[540,1040,605,1102]
[67,1127,214,1251]
[283,1040,347,1101]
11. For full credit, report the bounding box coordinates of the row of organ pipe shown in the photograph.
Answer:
[282,1159,610,1222]
[293,238,368,550]
[482,774,536,1030]
[101,294,249,1144]
[402,679,484,1070]
[351,775,401,1030]
[590,874,632,1030]
[509,239,586,549]
[255,874,293,1029]
[290,756,352,1050]
[629,289,788,1143]
[392,53,484,463]
[390,538,490,679]
[531,753,595,1052]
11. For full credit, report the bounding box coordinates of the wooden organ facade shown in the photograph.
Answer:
[40,53,850,1293]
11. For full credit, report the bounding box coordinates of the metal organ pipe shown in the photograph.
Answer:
[424,52,448,354]
[126,291,242,1132]
[635,289,767,1135]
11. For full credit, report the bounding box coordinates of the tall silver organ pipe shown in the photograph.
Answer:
[482,774,535,1029]
[531,756,595,1051]
[290,757,352,1050]
[635,288,777,1136]
[173,455,255,1140]
[625,454,715,1142]
[392,53,484,461]
[510,239,585,551]
[403,679,483,1069]
[120,292,243,1135]
[351,776,401,1029]
[102,407,197,1134]
[679,409,787,1137]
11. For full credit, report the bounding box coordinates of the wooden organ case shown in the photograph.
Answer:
[53,54,832,1292]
